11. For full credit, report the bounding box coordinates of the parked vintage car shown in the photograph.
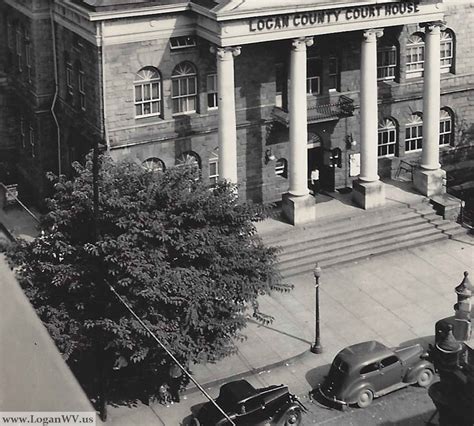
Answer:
[318,340,434,409]
[191,379,306,425]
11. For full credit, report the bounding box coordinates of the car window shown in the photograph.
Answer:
[333,357,349,373]
[360,362,380,375]
[244,397,264,413]
[380,356,399,368]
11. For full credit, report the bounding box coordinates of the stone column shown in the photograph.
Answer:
[352,29,385,209]
[282,37,316,225]
[414,22,446,197]
[213,46,241,184]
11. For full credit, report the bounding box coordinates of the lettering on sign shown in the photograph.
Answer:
[249,1,420,32]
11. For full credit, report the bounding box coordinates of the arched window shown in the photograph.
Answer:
[405,113,423,152]
[142,157,165,173]
[406,33,424,79]
[134,67,161,118]
[176,151,201,170]
[275,158,288,178]
[378,118,397,157]
[440,30,454,73]
[439,109,453,146]
[172,62,197,115]
[377,44,397,81]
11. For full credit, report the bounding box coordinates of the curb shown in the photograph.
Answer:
[183,348,311,396]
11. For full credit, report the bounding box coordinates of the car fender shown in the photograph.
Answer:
[404,361,435,383]
[344,382,375,405]
[271,401,302,424]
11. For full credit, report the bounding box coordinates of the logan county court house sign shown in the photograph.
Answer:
[249,1,420,32]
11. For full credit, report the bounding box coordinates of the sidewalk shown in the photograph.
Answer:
[106,236,473,425]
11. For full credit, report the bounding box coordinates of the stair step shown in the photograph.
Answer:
[278,214,438,257]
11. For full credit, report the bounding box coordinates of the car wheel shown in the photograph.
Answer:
[356,389,373,408]
[189,418,200,426]
[416,368,434,388]
[281,407,302,426]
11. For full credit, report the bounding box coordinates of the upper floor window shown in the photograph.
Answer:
[406,33,424,79]
[78,63,86,111]
[19,115,25,149]
[176,151,201,173]
[378,118,397,157]
[134,67,161,118]
[29,125,35,158]
[307,57,322,95]
[440,30,454,73]
[207,73,218,110]
[65,53,73,97]
[172,62,197,115]
[142,157,166,173]
[16,27,23,71]
[377,45,397,81]
[24,28,31,82]
[439,108,453,146]
[7,20,14,50]
[170,36,196,50]
[275,62,287,108]
[405,113,423,152]
[328,55,340,91]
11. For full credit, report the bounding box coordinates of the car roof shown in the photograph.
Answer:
[337,341,392,365]
[218,380,257,404]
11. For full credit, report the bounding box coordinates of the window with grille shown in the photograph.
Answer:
[439,109,453,146]
[209,156,219,186]
[78,64,86,111]
[377,46,397,80]
[134,67,161,118]
[406,33,424,79]
[16,27,22,71]
[307,57,321,95]
[172,62,197,115]
[405,114,423,152]
[328,56,340,91]
[170,36,196,50]
[378,118,397,157]
[275,158,288,178]
[142,157,165,173]
[207,74,218,110]
[440,30,453,73]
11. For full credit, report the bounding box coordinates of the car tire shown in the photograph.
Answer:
[189,418,200,426]
[416,368,434,388]
[356,389,373,408]
[281,407,302,426]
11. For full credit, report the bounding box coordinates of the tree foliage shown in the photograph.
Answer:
[6,154,290,401]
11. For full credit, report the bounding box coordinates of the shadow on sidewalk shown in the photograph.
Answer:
[247,318,312,345]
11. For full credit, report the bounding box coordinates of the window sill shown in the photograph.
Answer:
[172,111,198,118]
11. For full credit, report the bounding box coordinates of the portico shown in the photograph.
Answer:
[197,0,447,224]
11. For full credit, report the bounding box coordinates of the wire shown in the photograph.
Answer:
[107,283,236,426]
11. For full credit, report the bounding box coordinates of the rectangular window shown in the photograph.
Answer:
[405,125,423,152]
[307,57,322,95]
[440,40,453,72]
[20,116,25,149]
[378,129,396,157]
[439,119,452,146]
[7,21,14,50]
[172,76,197,114]
[135,80,161,117]
[406,45,424,79]
[170,36,196,50]
[66,60,73,97]
[207,74,218,109]
[16,28,22,71]
[377,46,396,81]
[328,56,339,90]
[78,69,86,111]
[209,158,219,186]
[29,125,35,158]
[275,63,286,108]
[25,29,31,82]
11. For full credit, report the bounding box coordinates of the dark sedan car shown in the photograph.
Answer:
[318,340,434,409]
[191,379,306,425]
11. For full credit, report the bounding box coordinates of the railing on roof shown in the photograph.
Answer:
[272,94,354,126]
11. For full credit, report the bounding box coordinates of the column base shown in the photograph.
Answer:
[352,180,385,210]
[413,168,446,197]
[282,193,315,226]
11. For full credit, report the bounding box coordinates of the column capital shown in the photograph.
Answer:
[363,28,384,42]
[420,21,446,33]
[210,45,241,60]
[291,36,314,51]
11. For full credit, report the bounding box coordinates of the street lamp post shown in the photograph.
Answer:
[311,262,323,354]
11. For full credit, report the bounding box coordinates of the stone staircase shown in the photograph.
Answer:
[260,199,468,279]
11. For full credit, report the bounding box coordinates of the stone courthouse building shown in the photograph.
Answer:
[0,0,473,223]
